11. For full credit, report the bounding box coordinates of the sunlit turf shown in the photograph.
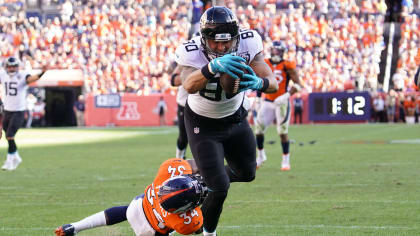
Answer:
[0,124,419,235]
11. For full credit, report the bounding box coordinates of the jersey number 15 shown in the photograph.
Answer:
[4,82,18,96]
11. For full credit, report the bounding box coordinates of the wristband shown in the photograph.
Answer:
[39,71,45,78]
[201,64,215,80]
[259,78,269,92]
[170,73,178,86]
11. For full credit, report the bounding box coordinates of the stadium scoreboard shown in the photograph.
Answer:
[309,92,371,122]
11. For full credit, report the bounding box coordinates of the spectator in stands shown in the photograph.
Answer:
[392,68,405,91]
[404,95,416,124]
[73,95,85,127]
[397,93,406,123]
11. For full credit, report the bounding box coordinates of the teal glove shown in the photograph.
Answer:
[238,68,263,92]
[208,54,248,79]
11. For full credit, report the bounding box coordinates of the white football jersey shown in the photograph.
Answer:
[175,29,263,118]
[0,70,30,111]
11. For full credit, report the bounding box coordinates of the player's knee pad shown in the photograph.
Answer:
[277,123,289,135]
[254,120,266,135]
[240,169,256,182]
[228,165,255,183]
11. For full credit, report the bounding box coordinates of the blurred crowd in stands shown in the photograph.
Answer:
[0,0,419,99]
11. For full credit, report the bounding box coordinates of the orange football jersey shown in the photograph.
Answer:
[142,158,203,235]
[264,59,296,101]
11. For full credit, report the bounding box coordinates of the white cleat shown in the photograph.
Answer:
[2,154,14,171]
[9,153,22,171]
[281,154,290,171]
[256,149,267,168]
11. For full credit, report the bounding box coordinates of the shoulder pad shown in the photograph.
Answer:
[237,29,263,63]
[175,39,207,69]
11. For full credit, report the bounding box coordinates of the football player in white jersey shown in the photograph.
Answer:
[0,57,47,171]
[175,6,278,236]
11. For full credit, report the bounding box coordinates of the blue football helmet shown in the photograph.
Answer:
[270,41,287,64]
[158,175,208,213]
[4,57,19,76]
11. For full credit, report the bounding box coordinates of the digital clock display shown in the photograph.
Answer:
[309,92,371,121]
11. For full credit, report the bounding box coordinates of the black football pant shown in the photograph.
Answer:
[184,102,256,233]
[177,104,188,151]
[3,111,25,138]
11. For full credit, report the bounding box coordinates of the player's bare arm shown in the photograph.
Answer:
[26,65,48,84]
[286,68,303,95]
[181,65,208,94]
[249,52,278,93]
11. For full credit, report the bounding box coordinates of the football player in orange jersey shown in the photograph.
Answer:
[254,41,304,171]
[55,158,207,236]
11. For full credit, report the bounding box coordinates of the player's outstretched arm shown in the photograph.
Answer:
[26,65,48,84]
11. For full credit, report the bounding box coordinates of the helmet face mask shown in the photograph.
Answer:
[5,57,19,76]
[270,41,287,64]
[200,6,240,60]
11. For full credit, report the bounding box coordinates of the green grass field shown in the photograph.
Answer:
[0,124,419,236]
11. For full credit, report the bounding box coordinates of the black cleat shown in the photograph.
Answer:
[54,224,75,236]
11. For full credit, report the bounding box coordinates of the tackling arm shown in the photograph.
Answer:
[249,52,278,93]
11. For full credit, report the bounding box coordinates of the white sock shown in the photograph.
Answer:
[257,149,265,157]
[176,148,186,159]
[203,228,217,236]
[72,211,107,233]
[282,153,290,162]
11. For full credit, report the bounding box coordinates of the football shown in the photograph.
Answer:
[219,65,248,95]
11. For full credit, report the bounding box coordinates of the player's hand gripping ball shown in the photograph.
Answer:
[219,61,248,95]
